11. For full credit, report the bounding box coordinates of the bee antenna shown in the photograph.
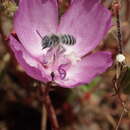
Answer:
[36,30,43,39]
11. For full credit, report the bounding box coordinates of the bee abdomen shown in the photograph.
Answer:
[61,34,76,46]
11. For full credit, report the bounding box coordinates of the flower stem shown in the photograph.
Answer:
[113,0,123,53]
[41,105,47,130]
[40,83,60,130]
[116,8,122,54]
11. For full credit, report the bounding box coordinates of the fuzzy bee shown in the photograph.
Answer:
[36,30,76,49]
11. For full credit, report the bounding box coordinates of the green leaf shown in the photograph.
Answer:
[79,77,101,92]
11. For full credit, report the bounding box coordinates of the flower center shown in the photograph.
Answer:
[37,31,78,80]
[43,48,81,81]
[66,52,81,64]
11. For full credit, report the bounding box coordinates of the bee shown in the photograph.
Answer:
[36,30,76,49]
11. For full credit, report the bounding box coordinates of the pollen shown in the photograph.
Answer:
[67,52,81,64]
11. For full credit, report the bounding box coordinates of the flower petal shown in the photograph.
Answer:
[14,0,58,56]
[56,51,113,88]
[9,34,49,82]
[58,0,112,56]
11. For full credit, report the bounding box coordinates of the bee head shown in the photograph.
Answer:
[41,35,50,49]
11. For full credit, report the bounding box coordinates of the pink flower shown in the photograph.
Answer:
[9,0,112,88]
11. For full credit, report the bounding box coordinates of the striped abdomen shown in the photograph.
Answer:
[60,34,76,46]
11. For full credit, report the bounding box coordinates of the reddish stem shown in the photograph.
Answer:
[125,0,130,21]
[40,83,60,130]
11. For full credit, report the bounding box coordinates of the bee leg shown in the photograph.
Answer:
[57,45,66,54]
[42,44,48,49]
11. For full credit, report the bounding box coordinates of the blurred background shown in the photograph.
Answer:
[0,0,130,130]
